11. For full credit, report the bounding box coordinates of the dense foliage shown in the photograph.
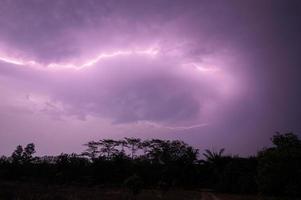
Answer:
[0,133,300,198]
[257,133,301,197]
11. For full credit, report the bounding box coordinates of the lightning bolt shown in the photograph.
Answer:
[0,56,25,65]
[0,48,159,70]
[0,48,220,74]
[140,121,208,130]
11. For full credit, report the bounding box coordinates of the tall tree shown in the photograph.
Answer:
[82,141,100,160]
[22,143,36,163]
[258,132,301,197]
[124,138,142,159]
[11,145,23,164]
[99,139,119,159]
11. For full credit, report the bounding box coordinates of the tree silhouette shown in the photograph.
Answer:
[82,141,100,160]
[0,133,300,198]
[22,143,36,163]
[203,148,225,163]
[272,132,300,149]
[99,139,119,159]
[258,132,301,197]
[11,145,23,164]
[11,143,36,164]
[118,139,128,153]
[124,137,141,159]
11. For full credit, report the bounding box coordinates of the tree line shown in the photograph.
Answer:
[0,133,300,198]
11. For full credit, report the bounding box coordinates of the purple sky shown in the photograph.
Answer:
[0,0,301,156]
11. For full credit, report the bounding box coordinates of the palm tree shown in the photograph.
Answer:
[203,148,225,163]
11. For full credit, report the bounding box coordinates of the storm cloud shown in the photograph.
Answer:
[0,0,301,155]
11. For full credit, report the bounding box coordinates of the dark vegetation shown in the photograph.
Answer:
[0,133,300,199]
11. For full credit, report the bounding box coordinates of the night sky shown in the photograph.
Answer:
[0,0,301,156]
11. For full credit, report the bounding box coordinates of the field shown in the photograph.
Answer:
[0,181,198,200]
[0,182,287,200]
[0,183,201,200]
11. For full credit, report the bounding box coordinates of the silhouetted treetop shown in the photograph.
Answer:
[0,132,300,198]
[11,143,36,164]
[272,132,301,149]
